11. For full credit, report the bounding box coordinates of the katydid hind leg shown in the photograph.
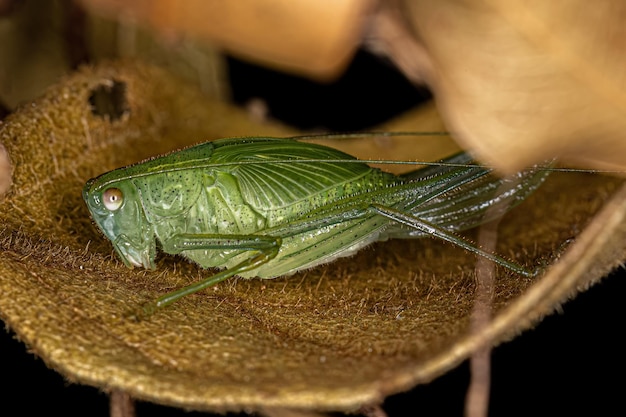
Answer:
[371,204,538,278]
[262,200,538,278]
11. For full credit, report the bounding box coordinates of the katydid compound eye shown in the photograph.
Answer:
[103,187,123,211]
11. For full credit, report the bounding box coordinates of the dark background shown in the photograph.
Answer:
[2,51,624,416]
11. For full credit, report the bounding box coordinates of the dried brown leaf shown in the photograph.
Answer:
[399,0,626,174]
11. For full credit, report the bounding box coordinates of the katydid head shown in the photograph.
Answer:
[83,177,156,270]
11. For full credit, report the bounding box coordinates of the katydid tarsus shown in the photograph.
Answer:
[83,132,559,315]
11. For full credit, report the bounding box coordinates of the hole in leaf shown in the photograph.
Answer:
[88,80,128,121]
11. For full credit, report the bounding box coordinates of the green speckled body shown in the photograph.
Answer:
[83,136,550,310]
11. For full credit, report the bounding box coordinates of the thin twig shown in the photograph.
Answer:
[110,390,135,417]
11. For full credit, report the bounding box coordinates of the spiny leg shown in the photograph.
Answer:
[138,234,281,316]
[241,196,538,278]
[259,199,539,278]
[370,204,538,278]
